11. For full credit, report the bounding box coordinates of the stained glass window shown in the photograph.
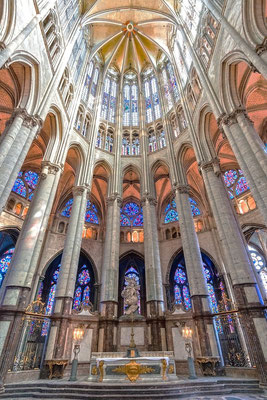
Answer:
[81,61,94,103]
[73,264,93,310]
[223,169,250,199]
[12,171,39,201]
[173,263,191,310]
[0,248,14,288]
[179,0,203,40]
[61,199,99,225]
[164,198,200,224]
[123,266,141,314]
[120,202,143,227]
[40,264,61,336]
[88,68,99,109]
[143,74,162,123]
[101,74,117,123]
[249,246,267,294]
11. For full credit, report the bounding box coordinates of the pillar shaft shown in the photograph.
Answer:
[55,186,88,302]
[200,161,256,287]
[1,161,62,304]
[221,111,267,226]
[142,196,164,304]
[0,109,26,168]
[0,114,42,212]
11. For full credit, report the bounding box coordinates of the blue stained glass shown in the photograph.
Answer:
[24,171,39,189]
[0,248,14,288]
[133,214,143,226]
[78,268,90,285]
[61,199,73,217]
[183,286,191,309]
[165,203,171,213]
[228,190,234,199]
[126,266,138,274]
[46,284,56,315]
[120,214,131,227]
[204,267,211,281]
[12,178,26,197]
[28,192,34,201]
[223,170,237,187]
[85,210,99,224]
[18,171,23,177]
[207,283,218,313]
[41,318,50,337]
[174,285,182,304]
[123,202,139,216]
[73,286,82,310]
[53,268,60,282]
[174,267,186,284]
[83,286,90,305]
[235,177,249,195]
[164,209,179,224]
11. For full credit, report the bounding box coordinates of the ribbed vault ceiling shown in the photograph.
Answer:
[81,0,178,73]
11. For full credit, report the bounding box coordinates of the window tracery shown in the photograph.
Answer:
[61,199,99,225]
[120,201,143,227]
[123,77,139,127]
[12,171,39,202]
[0,248,14,288]
[248,246,267,294]
[73,264,93,310]
[122,130,140,155]
[101,72,118,123]
[164,198,200,224]
[143,73,161,123]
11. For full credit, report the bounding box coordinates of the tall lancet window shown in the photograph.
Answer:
[88,67,100,110]
[100,68,118,123]
[161,61,180,111]
[123,72,139,127]
[179,0,203,40]
[81,61,94,103]
[143,70,162,123]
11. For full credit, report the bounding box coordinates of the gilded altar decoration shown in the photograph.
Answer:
[161,359,167,380]
[112,360,155,382]
[168,364,174,374]
[91,365,98,376]
[98,360,104,382]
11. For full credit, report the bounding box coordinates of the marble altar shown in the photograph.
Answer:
[88,351,177,383]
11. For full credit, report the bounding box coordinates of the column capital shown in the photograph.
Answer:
[141,194,157,206]
[40,161,63,179]
[21,113,43,130]
[72,185,88,197]
[106,194,123,206]
[220,108,251,127]
[198,158,221,175]
[173,184,190,195]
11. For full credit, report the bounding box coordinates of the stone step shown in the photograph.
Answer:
[0,379,262,399]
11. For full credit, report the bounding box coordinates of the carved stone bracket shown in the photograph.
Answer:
[40,161,62,179]
[72,185,88,197]
[141,195,157,206]
[173,184,190,195]
[106,194,123,207]
[256,38,267,56]
[221,108,251,127]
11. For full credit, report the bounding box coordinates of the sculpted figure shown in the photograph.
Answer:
[121,276,140,315]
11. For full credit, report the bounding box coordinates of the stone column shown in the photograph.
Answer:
[0,108,26,167]
[0,161,61,388]
[52,185,88,358]
[220,110,267,226]
[99,195,121,352]
[200,160,267,383]
[0,113,42,212]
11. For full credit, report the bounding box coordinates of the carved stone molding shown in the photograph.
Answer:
[199,158,220,175]
[72,185,88,197]
[221,108,250,127]
[256,38,267,56]
[41,161,62,179]
[106,194,123,207]
[141,195,157,206]
[173,184,190,195]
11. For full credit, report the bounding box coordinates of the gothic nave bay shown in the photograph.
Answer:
[0,0,266,398]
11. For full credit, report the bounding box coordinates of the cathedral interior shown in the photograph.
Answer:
[0,0,267,398]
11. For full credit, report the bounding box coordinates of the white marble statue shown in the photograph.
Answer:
[121,276,140,315]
